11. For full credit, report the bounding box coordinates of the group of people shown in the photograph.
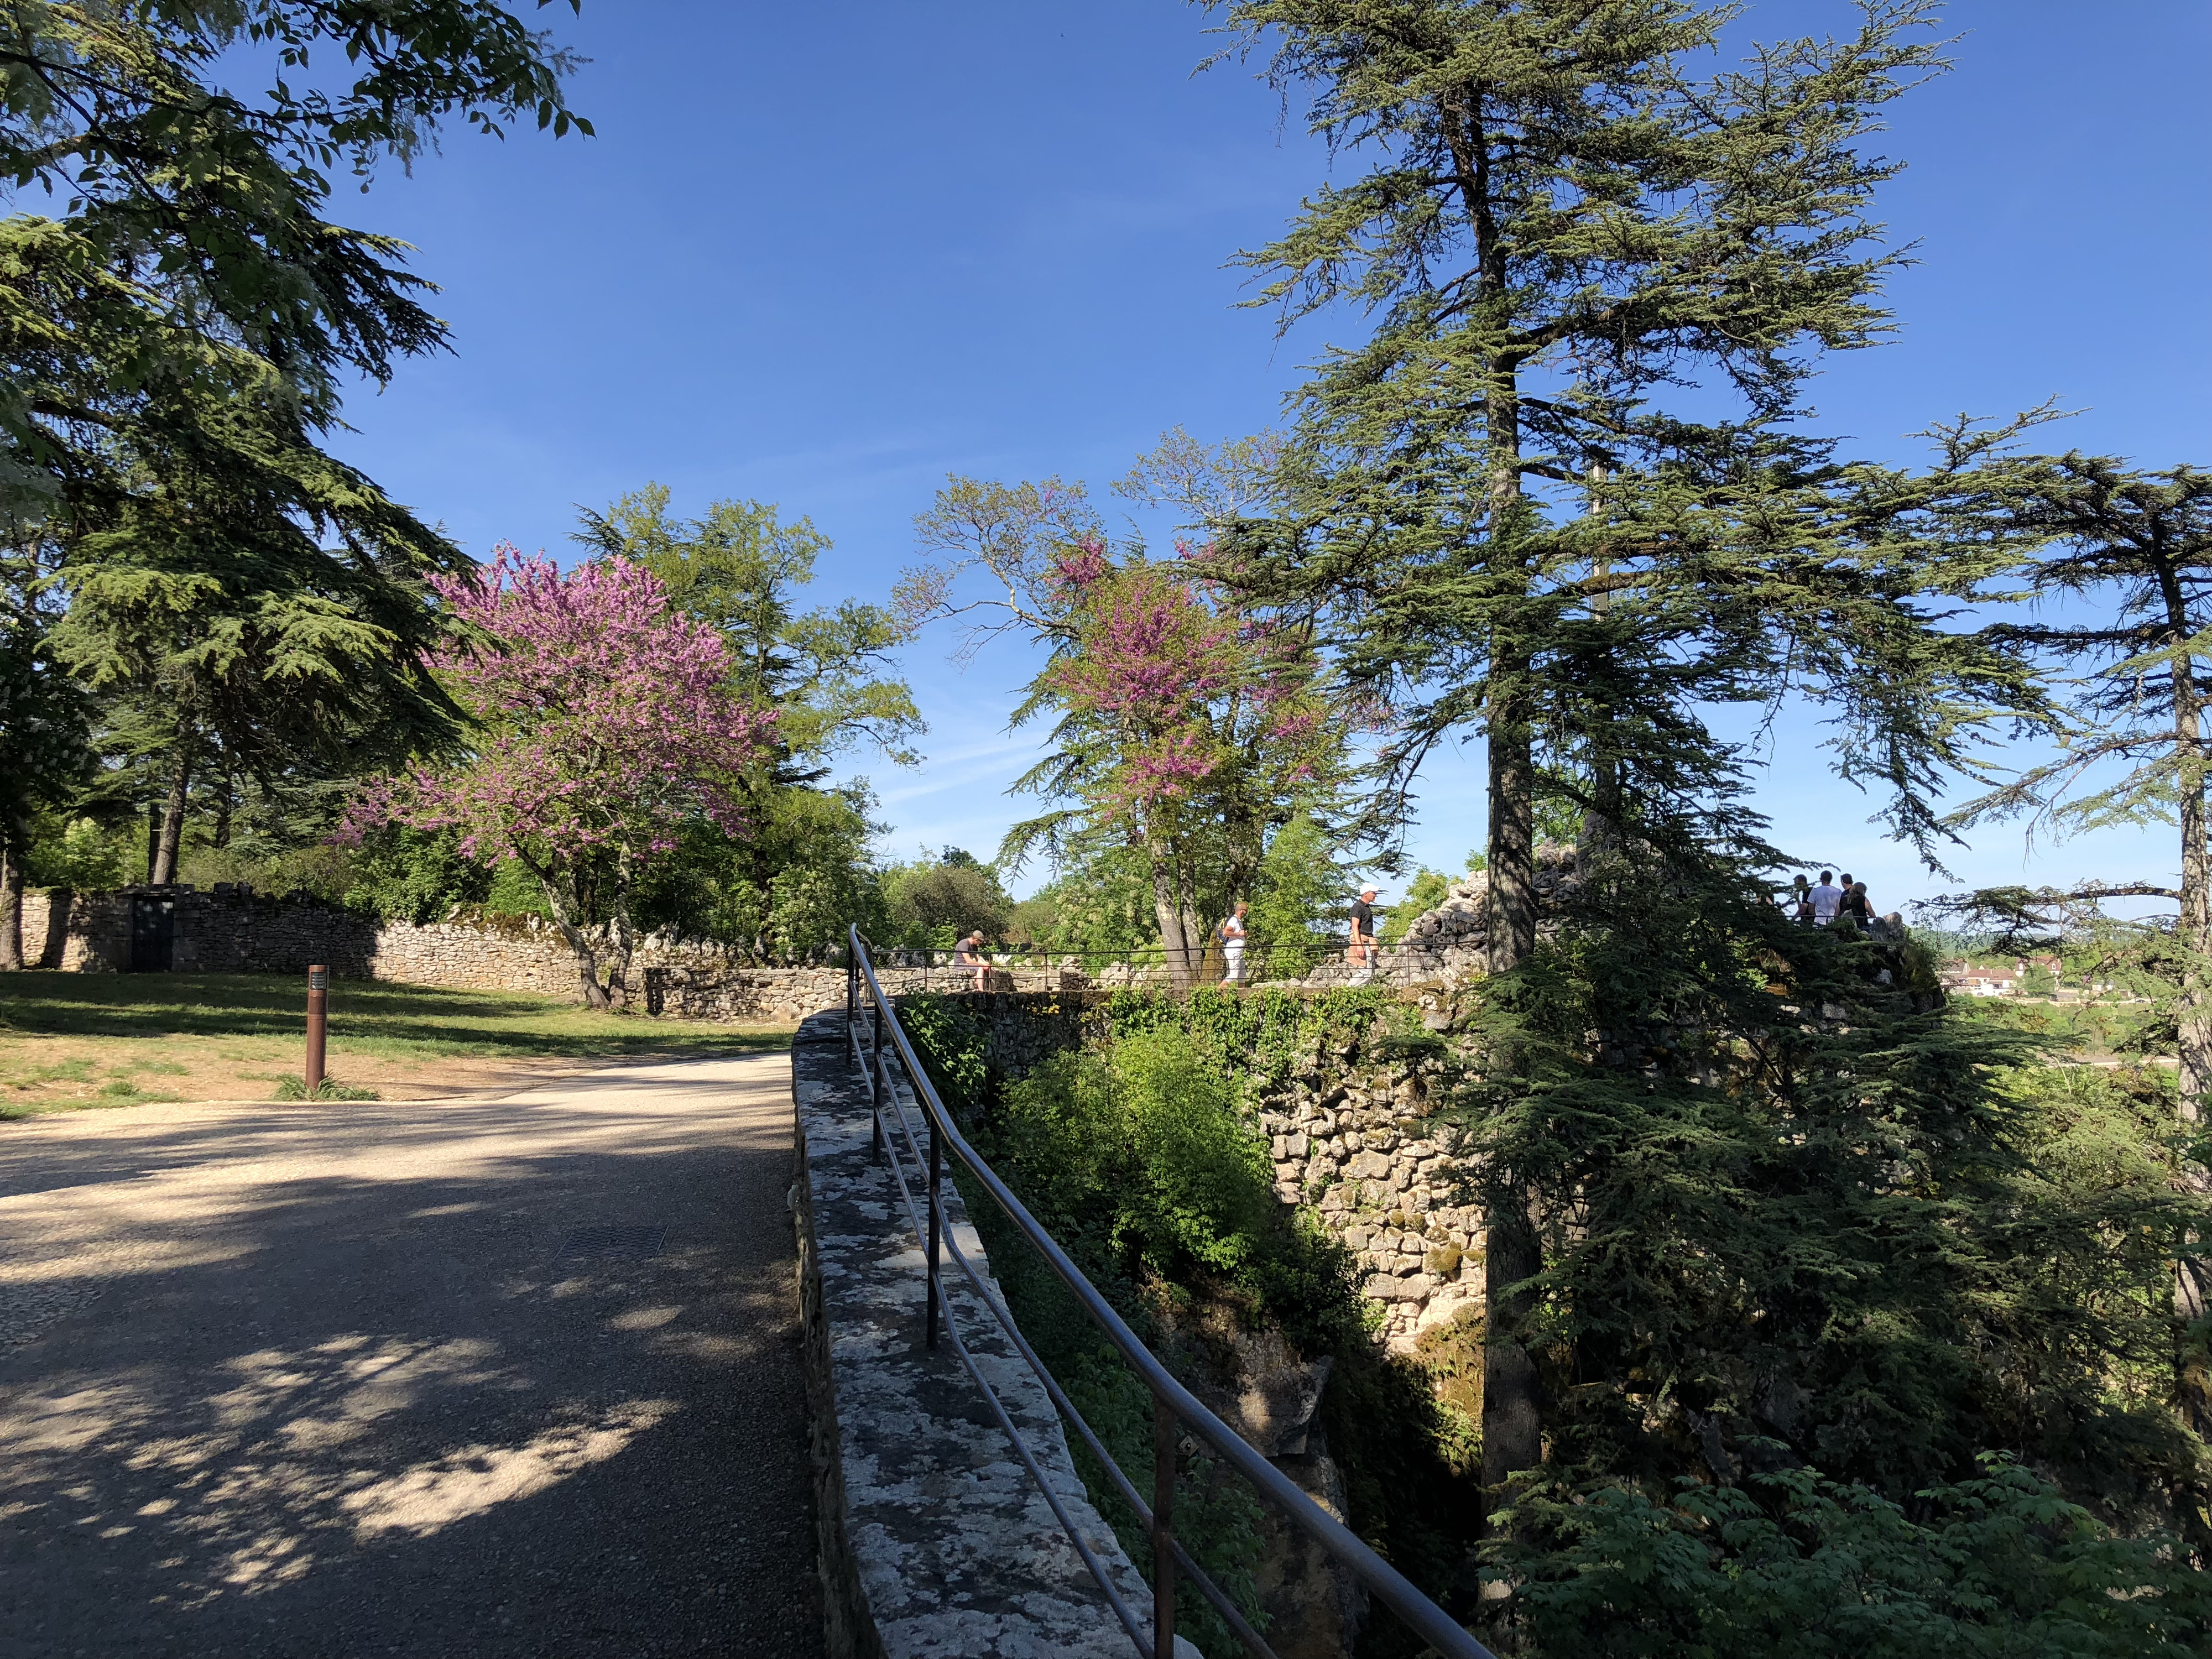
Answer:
[1787,870,1876,928]
[1214,882,1384,987]
[949,869,1875,994]
[944,881,1387,993]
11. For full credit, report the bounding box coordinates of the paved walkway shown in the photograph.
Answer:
[0,1052,821,1659]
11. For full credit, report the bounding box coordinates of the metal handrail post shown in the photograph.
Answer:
[1151,1396,1177,1659]
[925,1113,944,1349]
[870,988,885,1164]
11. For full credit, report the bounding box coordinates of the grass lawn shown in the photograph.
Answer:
[0,972,793,1118]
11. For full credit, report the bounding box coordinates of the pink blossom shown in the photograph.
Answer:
[1048,538,1113,591]
[346,546,774,883]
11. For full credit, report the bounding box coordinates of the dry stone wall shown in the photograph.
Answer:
[954,987,1488,1354]
[1250,999,1485,1353]
[12,885,911,1023]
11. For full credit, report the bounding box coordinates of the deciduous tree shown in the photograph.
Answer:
[910,474,1345,987]
[346,549,774,1009]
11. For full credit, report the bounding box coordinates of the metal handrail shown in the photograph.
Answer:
[843,925,1493,1659]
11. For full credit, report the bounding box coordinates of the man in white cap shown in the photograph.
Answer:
[1349,884,1379,981]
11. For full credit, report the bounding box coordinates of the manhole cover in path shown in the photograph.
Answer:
[557,1225,667,1259]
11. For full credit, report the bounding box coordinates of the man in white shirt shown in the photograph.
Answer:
[1809,871,1843,925]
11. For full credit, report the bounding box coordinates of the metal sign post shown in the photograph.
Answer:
[304,965,328,1095]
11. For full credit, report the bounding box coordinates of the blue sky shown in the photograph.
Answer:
[324,0,2211,911]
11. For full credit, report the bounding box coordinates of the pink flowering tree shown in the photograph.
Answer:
[343,546,775,1009]
[909,469,1339,986]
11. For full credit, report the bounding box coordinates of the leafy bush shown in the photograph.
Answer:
[995,1030,1277,1287]
[24,814,132,890]
[1247,811,1341,977]
[879,849,1011,948]
[1505,1459,2211,1659]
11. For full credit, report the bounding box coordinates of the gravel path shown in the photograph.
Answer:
[0,1052,821,1659]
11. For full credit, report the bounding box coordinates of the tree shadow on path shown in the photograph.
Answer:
[0,1061,822,1659]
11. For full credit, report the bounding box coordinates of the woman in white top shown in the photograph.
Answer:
[1220,902,1249,986]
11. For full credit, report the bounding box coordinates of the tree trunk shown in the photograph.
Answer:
[2164,566,2212,1342]
[1480,661,1545,1527]
[151,748,192,885]
[1486,668,1538,974]
[525,854,611,1011]
[0,829,23,972]
[1480,1184,1543,1488]
[1151,854,1201,992]
[212,763,234,850]
[1579,473,1623,869]
[602,855,638,1011]
[1480,374,1546,1537]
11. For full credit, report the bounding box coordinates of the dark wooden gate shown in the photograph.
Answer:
[129,895,175,972]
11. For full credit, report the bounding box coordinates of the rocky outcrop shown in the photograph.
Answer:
[1360,840,1585,986]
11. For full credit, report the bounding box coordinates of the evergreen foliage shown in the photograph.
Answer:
[1940,461,2212,1373]
[0,0,587,925]
[1198,0,2055,1541]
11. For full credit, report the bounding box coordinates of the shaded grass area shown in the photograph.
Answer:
[1,972,792,1117]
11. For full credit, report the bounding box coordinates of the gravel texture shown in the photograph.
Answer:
[0,1053,821,1659]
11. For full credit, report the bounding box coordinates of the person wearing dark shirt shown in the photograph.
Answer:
[1840,881,1874,930]
[1349,885,1378,981]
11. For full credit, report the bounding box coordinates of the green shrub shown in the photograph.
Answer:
[1505,1459,2212,1659]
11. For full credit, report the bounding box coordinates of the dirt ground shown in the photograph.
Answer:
[0,1028,798,1109]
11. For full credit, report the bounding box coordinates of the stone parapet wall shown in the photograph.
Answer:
[1253,1029,1484,1353]
[790,1012,1192,1658]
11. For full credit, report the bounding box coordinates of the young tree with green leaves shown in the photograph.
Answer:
[573,485,922,962]
[1204,0,2047,1524]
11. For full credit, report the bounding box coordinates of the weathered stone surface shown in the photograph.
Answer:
[792,1011,1196,1659]
[1365,1272,1428,1302]
[1345,1150,1394,1182]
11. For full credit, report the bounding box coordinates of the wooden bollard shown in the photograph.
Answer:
[304,964,328,1095]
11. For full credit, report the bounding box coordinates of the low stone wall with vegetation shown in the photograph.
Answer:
[927,984,1484,1351]
[788,1010,1189,1658]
